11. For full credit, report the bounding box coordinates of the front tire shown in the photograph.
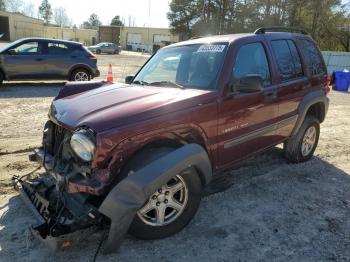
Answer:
[96,49,101,54]
[284,116,320,163]
[119,147,203,240]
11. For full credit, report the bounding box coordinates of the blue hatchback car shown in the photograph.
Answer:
[0,38,100,85]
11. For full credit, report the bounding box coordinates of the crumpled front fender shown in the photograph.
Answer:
[98,143,212,253]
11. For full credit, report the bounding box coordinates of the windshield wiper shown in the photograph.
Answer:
[133,80,149,86]
[149,81,185,89]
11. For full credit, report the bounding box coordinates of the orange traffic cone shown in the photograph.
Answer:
[107,64,114,83]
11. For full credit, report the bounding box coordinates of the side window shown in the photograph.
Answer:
[13,42,40,54]
[287,40,303,78]
[233,42,271,87]
[48,43,69,55]
[271,40,303,81]
[300,39,326,76]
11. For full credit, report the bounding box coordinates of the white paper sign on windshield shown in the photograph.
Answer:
[197,45,226,53]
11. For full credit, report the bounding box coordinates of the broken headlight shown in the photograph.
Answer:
[70,129,95,162]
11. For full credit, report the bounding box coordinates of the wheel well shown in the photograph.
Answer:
[117,137,209,186]
[69,66,92,78]
[306,102,325,123]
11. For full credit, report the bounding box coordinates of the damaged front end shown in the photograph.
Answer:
[13,115,213,253]
[13,120,105,249]
[13,175,102,249]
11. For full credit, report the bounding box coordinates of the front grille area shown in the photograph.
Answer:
[44,121,70,156]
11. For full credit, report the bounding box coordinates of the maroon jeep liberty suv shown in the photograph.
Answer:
[15,27,329,251]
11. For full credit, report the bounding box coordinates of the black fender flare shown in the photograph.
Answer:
[291,90,329,137]
[98,143,212,253]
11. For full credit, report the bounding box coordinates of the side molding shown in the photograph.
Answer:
[98,144,212,253]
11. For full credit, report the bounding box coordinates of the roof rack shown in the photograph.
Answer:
[254,26,307,35]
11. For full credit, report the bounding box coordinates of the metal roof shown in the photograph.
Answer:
[322,51,350,73]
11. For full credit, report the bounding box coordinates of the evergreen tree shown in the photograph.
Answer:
[38,0,53,24]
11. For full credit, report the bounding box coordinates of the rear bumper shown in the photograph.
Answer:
[93,69,100,78]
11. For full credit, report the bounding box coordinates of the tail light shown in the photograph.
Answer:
[325,75,332,95]
[88,55,97,61]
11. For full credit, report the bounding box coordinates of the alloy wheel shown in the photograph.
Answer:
[74,71,89,81]
[137,175,188,226]
[301,126,317,156]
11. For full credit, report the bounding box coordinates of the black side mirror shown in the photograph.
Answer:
[8,49,17,55]
[232,75,263,93]
[125,75,134,84]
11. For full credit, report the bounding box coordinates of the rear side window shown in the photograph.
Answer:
[233,42,271,86]
[48,43,70,55]
[300,39,326,76]
[271,40,303,81]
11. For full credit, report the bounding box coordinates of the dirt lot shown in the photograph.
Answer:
[1,49,350,261]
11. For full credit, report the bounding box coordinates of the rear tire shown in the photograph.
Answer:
[70,68,91,82]
[284,116,320,163]
[119,147,203,240]
[0,73,3,86]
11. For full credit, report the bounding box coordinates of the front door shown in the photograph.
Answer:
[217,41,280,169]
[3,41,45,79]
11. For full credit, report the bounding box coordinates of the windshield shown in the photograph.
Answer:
[133,43,228,90]
[0,39,23,52]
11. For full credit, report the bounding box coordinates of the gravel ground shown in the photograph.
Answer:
[0,49,350,261]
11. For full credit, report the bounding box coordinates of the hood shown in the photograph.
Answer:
[50,83,211,132]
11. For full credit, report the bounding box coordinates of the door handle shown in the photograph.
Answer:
[263,90,277,98]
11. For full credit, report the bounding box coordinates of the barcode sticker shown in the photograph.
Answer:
[197,45,226,53]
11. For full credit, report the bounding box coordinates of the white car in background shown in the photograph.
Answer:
[88,42,121,54]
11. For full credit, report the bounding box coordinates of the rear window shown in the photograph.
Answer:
[271,40,303,81]
[300,39,326,76]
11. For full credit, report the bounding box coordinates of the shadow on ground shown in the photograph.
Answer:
[1,148,350,261]
[0,82,65,98]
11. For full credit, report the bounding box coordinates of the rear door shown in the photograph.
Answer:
[41,42,72,79]
[268,38,310,138]
[3,41,46,79]
[105,43,115,53]
[217,40,280,168]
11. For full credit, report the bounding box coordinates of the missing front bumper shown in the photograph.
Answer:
[13,175,101,250]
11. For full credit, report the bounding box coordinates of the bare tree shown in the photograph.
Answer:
[22,1,36,18]
[53,7,71,27]
[0,0,6,11]
[4,0,23,13]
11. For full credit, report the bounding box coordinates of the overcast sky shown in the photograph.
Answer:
[29,0,171,28]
